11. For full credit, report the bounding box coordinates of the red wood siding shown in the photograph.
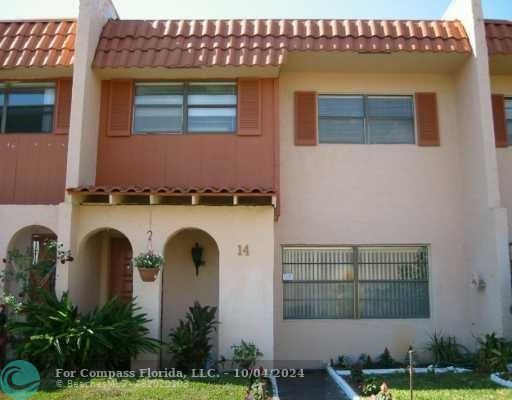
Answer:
[294,91,317,146]
[0,134,68,204]
[96,79,278,190]
[415,92,440,147]
[492,94,508,148]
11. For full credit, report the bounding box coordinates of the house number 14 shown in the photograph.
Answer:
[237,245,249,256]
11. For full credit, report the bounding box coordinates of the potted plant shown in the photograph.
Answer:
[133,251,164,282]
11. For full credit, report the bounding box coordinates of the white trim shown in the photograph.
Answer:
[328,365,472,400]
[270,375,280,400]
[326,365,360,400]
[490,370,512,388]
[335,366,472,376]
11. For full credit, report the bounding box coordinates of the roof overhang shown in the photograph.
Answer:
[67,185,277,209]
[282,51,469,73]
[489,55,512,75]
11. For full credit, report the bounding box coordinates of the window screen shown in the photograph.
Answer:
[133,82,237,134]
[282,245,429,319]
[187,83,237,132]
[134,84,183,133]
[0,84,55,133]
[506,98,512,145]
[318,95,415,144]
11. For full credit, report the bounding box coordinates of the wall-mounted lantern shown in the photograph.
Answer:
[191,242,205,276]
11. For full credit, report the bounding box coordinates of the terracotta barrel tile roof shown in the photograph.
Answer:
[94,19,471,68]
[0,19,76,68]
[67,185,275,195]
[486,20,512,55]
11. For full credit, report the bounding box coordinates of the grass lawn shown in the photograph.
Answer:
[0,375,250,400]
[360,372,512,400]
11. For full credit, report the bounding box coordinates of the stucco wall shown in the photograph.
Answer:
[72,205,275,365]
[275,72,472,365]
[493,75,512,240]
[162,229,220,364]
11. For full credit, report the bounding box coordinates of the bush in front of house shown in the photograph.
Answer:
[168,302,218,372]
[426,331,469,367]
[7,290,159,372]
[231,340,263,370]
[474,332,512,373]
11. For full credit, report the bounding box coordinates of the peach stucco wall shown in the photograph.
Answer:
[274,70,507,365]
[70,205,275,365]
[493,75,512,241]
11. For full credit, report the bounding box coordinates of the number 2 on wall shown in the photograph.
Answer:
[237,245,250,256]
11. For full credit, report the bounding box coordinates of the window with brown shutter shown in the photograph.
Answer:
[415,92,440,147]
[108,80,133,137]
[295,91,317,146]
[54,78,72,134]
[492,94,508,148]
[238,79,261,136]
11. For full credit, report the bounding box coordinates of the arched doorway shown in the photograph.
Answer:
[5,225,57,298]
[161,228,219,366]
[75,228,133,313]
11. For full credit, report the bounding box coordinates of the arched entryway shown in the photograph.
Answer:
[75,228,133,313]
[5,225,58,297]
[161,228,219,366]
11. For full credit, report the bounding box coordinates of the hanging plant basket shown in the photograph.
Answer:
[137,267,160,282]
[133,251,164,283]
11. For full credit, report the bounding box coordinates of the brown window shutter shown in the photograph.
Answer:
[294,91,317,146]
[54,78,72,134]
[415,92,440,146]
[237,79,261,136]
[108,80,133,137]
[492,94,508,148]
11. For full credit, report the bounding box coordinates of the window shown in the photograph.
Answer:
[282,245,429,319]
[506,98,512,145]
[318,95,415,144]
[0,83,55,133]
[133,82,237,133]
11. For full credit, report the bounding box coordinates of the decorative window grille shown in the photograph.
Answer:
[282,245,429,319]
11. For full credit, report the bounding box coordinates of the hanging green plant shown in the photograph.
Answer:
[133,251,164,282]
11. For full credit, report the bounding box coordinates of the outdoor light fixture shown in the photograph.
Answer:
[191,242,205,276]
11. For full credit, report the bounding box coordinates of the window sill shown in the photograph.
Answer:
[131,131,237,136]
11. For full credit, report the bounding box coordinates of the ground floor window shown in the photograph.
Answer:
[282,245,429,320]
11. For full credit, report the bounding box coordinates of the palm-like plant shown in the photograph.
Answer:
[8,290,159,372]
[168,302,218,372]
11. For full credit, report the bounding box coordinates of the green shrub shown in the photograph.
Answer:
[426,331,468,367]
[331,354,349,369]
[474,332,512,373]
[7,290,159,372]
[168,302,218,372]
[376,348,401,369]
[358,353,374,369]
[231,340,263,370]
[361,376,380,396]
[350,362,364,386]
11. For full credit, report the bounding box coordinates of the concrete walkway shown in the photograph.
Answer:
[277,370,347,400]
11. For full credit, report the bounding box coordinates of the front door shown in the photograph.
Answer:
[109,238,133,304]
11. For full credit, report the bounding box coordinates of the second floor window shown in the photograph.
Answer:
[133,82,237,134]
[506,98,512,144]
[318,95,415,144]
[0,83,55,133]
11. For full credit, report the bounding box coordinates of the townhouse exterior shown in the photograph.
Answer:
[1,0,511,368]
